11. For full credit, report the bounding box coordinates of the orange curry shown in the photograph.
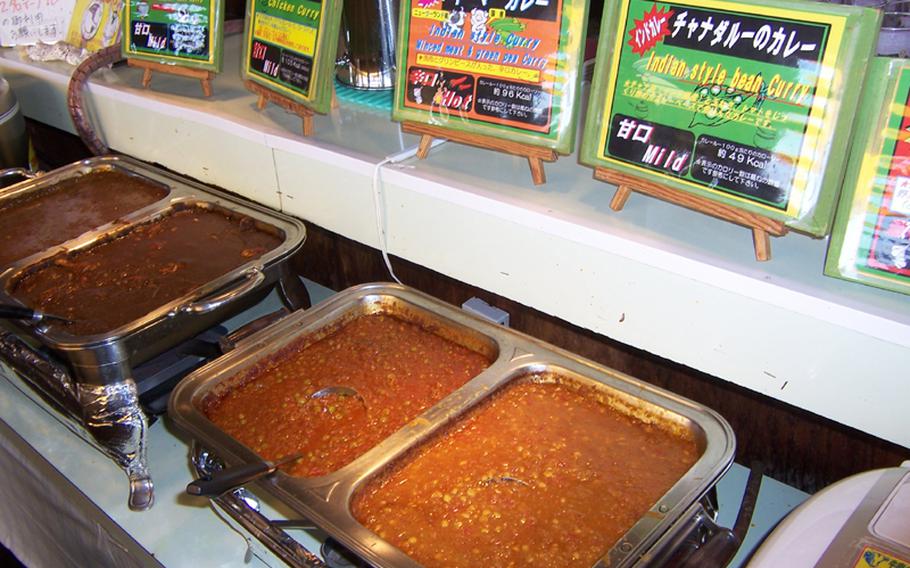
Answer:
[204,313,491,477]
[351,376,701,568]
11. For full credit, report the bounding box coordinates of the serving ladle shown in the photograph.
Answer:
[0,304,72,325]
[186,387,367,497]
[187,452,304,497]
[478,475,531,488]
[309,385,367,411]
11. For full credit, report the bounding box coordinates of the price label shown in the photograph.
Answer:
[250,39,281,77]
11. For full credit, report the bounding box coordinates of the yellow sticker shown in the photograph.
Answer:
[67,0,123,51]
[854,546,910,568]
[411,8,449,22]
[253,12,317,57]
[415,52,541,82]
[488,8,506,21]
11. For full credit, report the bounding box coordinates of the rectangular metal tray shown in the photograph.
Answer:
[0,158,172,270]
[0,155,307,382]
[169,283,735,567]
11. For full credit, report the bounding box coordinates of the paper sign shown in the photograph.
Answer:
[122,0,224,71]
[580,0,881,235]
[0,0,74,46]
[66,0,122,51]
[826,58,910,295]
[242,0,342,115]
[393,0,589,154]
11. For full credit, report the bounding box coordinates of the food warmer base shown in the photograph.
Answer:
[750,462,910,567]
[0,271,309,510]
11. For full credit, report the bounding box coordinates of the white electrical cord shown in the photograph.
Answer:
[371,138,447,284]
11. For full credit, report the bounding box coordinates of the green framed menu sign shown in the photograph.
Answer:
[123,0,225,71]
[826,58,910,296]
[393,0,589,154]
[242,0,342,114]
[580,0,880,235]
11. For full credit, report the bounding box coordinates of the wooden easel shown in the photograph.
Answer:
[242,80,341,137]
[127,59,214,97]
[594,168,789,262]
[401,122,558,185]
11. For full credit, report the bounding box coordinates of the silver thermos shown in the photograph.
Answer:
[336,0,400,90]
[0,76,28,170]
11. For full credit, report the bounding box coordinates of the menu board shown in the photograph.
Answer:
[825,58,910,296]
[579,0,880,236]
[393,0,589,154]
[122,0,223,71]
[242,0,342,115]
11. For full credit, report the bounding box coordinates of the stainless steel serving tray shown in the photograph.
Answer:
[0,155,306,384]
[169,283,735,568]
[0,157,171,270]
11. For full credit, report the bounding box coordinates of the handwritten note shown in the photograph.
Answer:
[0,0,74,46]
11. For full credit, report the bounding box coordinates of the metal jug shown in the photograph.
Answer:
[0,76,28,170]
[336,0,400,90]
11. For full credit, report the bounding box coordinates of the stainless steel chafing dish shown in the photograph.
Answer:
[170,283,736,567]
[0,155,308,510]
[0,156,306,377]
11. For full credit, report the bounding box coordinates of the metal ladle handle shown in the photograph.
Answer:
[0,304,71,324]
[187,453,303,497]
[187,461,278,497]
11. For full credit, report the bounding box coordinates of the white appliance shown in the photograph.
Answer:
[750,462,910,567]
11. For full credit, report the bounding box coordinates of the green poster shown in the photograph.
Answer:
[392,0,589,154]
[123,0,224,72]
[825,58,910,296]
[580,0,880,236]
[242,0,342,115]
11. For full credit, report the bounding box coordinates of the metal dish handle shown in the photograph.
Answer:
[192,445,326,567]
[647,462,764,567]
[0,167,39,184]
[178,268,266,315]
[641,502,738,567]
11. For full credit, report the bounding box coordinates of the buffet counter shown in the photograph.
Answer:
[0,282,808,568]
[0,34,907,450]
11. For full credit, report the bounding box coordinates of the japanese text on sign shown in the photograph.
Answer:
[597,0,837,211]
[0,0,69,45]
[660,4,827,67]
